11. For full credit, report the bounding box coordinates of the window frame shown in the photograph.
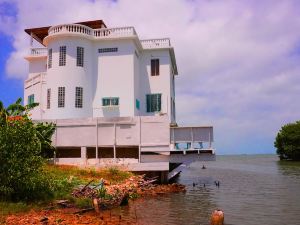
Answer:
[28,94,34,105]
[59,46,66,66]
[98,48,118,53]
[58,87,65,108]
[47,88,51,109]
[151,59,160,76]
[75,87,83,108]
[48,49,52,69]
[76,47,84,67]
[146,93,161,112]
[102,97,119,107]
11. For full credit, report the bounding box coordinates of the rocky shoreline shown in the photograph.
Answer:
[5,175,186,225]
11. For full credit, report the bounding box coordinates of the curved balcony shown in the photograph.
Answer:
[47,24,137,40]
[46,24,170,49]
[49,24,92,36]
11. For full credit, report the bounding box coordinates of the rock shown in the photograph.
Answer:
[210,209,224,225]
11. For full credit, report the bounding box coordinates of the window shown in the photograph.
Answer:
[47,88,51,109]
[58,87,65,108]
[146,94,161,112]
[48,49,52,68]
[102,97,119,106]
[136,99,140,110]
[75,87,83,108]
[151,59,159,76]
[59,46,66,66]
[98,48,118,53]
[28,94,34,105]
[77,47,84,67]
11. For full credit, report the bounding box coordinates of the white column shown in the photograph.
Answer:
[113,123,116,161]
[139,117,141,162]
[96,118,98,161]
[81,146,87,165]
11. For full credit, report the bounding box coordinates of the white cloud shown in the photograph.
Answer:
[2,0,300,153]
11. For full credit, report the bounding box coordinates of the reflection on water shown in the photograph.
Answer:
[110,155,300,225]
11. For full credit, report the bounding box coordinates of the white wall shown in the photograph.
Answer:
[25,31,176,122]
[28,58,47,76]
[45,36,94,119]
[24,74,47,120]
[139,50,172,121]
[51,116,170,150]
[93,40,136,117]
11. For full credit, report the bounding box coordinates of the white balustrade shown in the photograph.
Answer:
[48,24,92,36]
[30,48,47,56]
[24,73,46,89]
[141,38,171,49]
[93,26,136,38]
[47,24,170,49]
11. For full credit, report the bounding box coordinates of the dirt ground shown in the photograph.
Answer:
[4,184,186,225]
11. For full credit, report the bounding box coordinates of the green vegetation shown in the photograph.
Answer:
[0,98,56,201]
[0,98,134,220]
[275,121,300,161]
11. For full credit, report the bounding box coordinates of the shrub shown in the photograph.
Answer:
[275,121,300,161]
[0,117,54,201]
[0,98,56,201]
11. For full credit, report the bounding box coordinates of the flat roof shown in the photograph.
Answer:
[24,20,107,45]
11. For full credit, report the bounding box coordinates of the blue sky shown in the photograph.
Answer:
[0,34,23,106]
[1,0,300,155]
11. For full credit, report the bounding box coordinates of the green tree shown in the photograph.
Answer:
[275,121,300,160]
[0,98,56,200]
[0,98,56,158]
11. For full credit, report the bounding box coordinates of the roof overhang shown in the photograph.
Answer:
[24,20,107,46]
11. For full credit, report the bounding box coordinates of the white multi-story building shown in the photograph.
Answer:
[24,20,214,182]
[24,20,177,123]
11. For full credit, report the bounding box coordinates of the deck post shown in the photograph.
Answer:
[96,118,98,162]
[139,117,141,162]
[81,146,87,165]
[209,128,212,148]
[190,127,194,149]
[113,123,116,161]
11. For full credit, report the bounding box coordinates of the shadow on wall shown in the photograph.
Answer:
[102,107,120,117]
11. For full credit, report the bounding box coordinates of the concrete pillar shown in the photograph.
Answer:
[114,123,116,161]
[81,146,87,165]
[96,118,98,161]
[160,171,169,184]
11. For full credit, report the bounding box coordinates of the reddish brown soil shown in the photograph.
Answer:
[4,184,185,225]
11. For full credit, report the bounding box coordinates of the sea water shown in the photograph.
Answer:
[111,155,300,225]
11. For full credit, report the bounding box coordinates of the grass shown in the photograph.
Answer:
[45,164,133,184]
[0,164,134,222]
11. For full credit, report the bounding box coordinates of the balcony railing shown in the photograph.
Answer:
[49,24,136,39]
[47,24,170,50]
[24,73,46,89]
[170,126,214,151]
[30,48,47,56]
[140,38,171,49]
[49,24,92,35]
[93,27,137,38]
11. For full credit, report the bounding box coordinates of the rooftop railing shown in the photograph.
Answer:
[93,27,137,38]
[47,24,171,49]
[140,38,171,49]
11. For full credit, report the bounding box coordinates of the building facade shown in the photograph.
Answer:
[24,20,177,124]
